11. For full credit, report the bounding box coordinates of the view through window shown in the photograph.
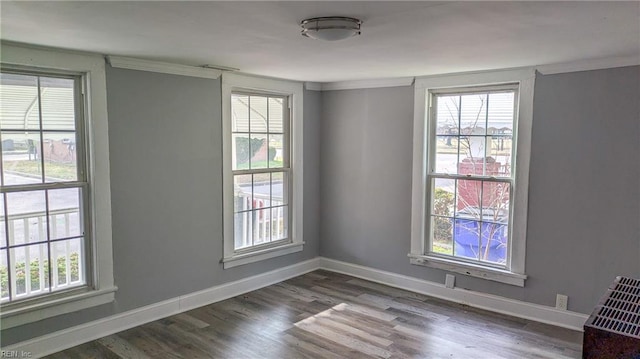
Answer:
[428,85,517,266]
[231,93,290,251]
[0,71,87,302]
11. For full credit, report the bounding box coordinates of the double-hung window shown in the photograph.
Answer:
[410,69,534,286]
[0,44,115,328]
[231,93,290,249]
[222,74,303,269]
[0,70,88,303]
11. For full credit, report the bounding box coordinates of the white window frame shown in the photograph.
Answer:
[410,68,535,287]
[222,73,303,269]
[0,43,116,328]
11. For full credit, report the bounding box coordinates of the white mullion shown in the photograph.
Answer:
[429,173,513,183]
[1,181,88,194]
[233,167,282,176]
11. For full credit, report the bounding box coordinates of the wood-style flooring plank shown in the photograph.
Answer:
[45,270,583,359]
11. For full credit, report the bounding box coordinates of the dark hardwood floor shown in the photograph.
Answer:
[47,270,583,358]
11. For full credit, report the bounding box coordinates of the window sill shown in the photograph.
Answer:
[408,254,527,287]
[0,286,117,329]
[223,242,304,269]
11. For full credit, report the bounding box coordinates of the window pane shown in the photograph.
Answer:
[6,190,47,245]
[432,178,454,217]
[52,237,84,289]
[435,95,459,135]
[481,181,510,224]
[43,132,78,182]
[453,218,480,260]
[268,97,284,134]
[249,96,268,133]
[458,136,486,175]
[460,93,487,135]
[1,131,42,185]
[0,73,40,131]
[231,94,249,133]
[456,179,481,219]
[487,92,514,134]
[253,208,271,246]
[271,206,287,241]
[431,216,453,255]
[252,172,270,209]
[48,188,83,240]
[40,77,76,131]
[271,172,287,206]
[434,136,459,175]
[233,174,252,213]
[234,212,252,250]
[232,133,250,170]
[268,134,284,168]
[480,222,508,264]
[249,134,268,169]
[488,136,512,177]
[11,243,49,298]
[1,249,8,301]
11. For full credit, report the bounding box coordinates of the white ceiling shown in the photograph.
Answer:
[1,1,639,83]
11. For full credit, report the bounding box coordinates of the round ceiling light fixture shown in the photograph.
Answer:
[300,16,362,41]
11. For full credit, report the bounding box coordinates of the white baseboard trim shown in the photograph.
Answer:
[3,258,320,358]
[319,257,589,332]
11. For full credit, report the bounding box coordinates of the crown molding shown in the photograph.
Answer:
[536,55,640,75]
[106,56,222,79]
[304,82,323,91]
[321,77,415,91]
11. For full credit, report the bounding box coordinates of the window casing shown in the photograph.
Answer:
[410,69,535,286]
[222,74,303,269]
[426,84,517,268]
[0,44,115,329]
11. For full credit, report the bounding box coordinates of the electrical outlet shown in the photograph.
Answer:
[445,274,455,289]
[556,294,568,310]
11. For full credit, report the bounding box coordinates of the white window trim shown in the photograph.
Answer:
[221,73,304,269]
[410,68,535,287]
[0,43,116,328]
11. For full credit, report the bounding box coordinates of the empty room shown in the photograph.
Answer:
[0,1,639,358]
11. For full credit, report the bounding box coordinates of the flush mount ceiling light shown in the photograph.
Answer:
[300,16,362,41]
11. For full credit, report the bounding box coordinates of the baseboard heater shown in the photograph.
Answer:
[583,276,640,358]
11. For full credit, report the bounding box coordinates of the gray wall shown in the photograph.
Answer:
[1,67,321,345]
[3,64,637,346]
[319,66,640,314]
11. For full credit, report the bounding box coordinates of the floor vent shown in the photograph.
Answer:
[583,276,640,358]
